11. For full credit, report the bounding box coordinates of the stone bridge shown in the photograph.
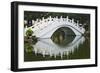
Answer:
[25,16,85,38]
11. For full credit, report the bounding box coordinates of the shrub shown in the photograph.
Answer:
[32,36,38,44]
[26,29,33,37]
[24,43,33,53]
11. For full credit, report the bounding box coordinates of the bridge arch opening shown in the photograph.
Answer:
[39,24,82,38]
[51,27,76,47]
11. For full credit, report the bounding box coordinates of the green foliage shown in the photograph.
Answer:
[24,43,33,53]
[32,36,38,44]
[26,29,33,37]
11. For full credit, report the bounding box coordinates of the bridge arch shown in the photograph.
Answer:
[39,24,83,38]
[25,16,85,38]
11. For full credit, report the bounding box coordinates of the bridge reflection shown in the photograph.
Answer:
[32,35,85,59]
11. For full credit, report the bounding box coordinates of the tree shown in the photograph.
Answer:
[26,29,33,37]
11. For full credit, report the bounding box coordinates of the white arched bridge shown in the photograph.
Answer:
[25,16,85,38]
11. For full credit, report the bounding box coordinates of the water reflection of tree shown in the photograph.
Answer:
[24,43,33,53]
[24,29,38,53]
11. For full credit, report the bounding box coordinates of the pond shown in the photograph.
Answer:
[24,27,90,62]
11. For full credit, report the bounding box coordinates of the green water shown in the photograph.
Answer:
[24,28,90,62]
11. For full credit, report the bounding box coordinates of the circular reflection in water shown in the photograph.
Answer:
[51,27,75,47]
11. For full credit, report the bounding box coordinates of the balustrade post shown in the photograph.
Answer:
[49,16,52,21]
[32,20,34,25]
[42,17,44,22]
[72,19,74,24]
[36,19,39,23]
[60,16,63,21]
[39,19,42,24]
[66,16,69,22]
[77,20,79,27]
[55,16,58,21]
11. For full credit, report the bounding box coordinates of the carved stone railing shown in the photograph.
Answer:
[24,16,85,37]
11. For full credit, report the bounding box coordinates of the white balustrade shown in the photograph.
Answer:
[71,19,74,23]
[25,16,86,37]
[32,20,34,25]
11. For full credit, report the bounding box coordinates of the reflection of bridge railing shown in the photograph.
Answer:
[33,36,85,59]
[25,16,85,38]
